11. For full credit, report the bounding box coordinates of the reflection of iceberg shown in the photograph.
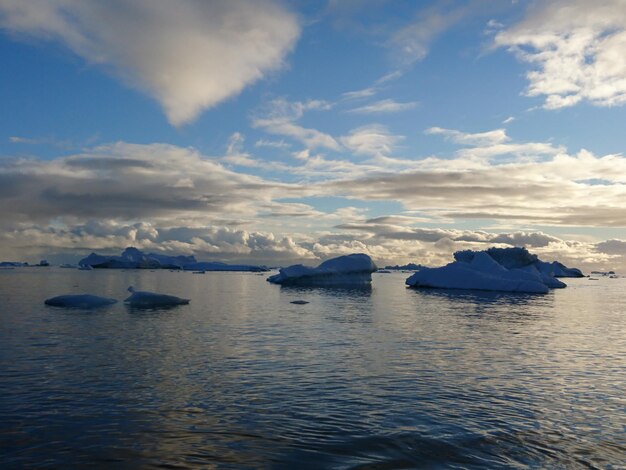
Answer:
[406,248,582,294]
[124,286,190,308]
[44,294,117,308]
[267,254,377,286]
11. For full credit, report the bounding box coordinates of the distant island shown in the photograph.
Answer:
[78,247,269,272]
[384,263,424,271]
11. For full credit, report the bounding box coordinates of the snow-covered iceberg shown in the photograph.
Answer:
[124,286,190,308]
[267,254,377,286]
[44,294,117,308]
[406,247,582,294]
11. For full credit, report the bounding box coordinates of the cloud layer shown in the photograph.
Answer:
[495,0,626,109]
[0,0,300,125]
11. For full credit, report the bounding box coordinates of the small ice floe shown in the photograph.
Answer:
[290,300,309,305]
[124,286,190,308]
[267,253,377,286]
[44,294,117,309]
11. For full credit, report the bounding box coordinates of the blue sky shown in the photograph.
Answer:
[1,0,626,269]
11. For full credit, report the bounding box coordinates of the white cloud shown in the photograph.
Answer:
[252,98,340,151]
[0,0,300,125]
[255,139,291,149]
[340,124,404,157]
[388,2,476,65]
[425,127,564,162]
[426,127,510,146]
[319,127,626,230]
[494,0,626,109]
[347,99,418,114]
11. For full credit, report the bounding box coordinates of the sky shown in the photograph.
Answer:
[1,0,626,270]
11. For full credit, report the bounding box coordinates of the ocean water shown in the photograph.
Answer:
[1,268,624,469]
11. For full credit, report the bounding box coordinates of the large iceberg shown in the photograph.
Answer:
[406,247,583,294]
[44,294,117,308]
[267,253,377,286]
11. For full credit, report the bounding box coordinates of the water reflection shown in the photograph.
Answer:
[408,286,548,306]
[0,270,624,468]
[125,304,188,313]
[277,284,373,296]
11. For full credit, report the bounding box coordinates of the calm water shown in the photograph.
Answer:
[1,268,624,469]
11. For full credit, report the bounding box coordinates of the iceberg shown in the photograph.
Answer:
[44,294,117,308]
[77,247,267,271]
[124,286,190,308]
[79,247,195,269]
[406,247,582,294]
[267,253,377,286]
[0,261,27,267]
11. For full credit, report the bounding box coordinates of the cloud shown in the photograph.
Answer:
[342,87,377,100]
[255,139,291,149]
[252,98,340,151]
[0,221,316,265]
[494,0,626,109]
[425,127,564,161]
[0,0,300,125]
[0,141,289,223]
[320,128,626,228]
[388,1,478,65]
[336,221,562,247]
[340,124,404,157]
[425,127,509,146]
[347,99,418,114]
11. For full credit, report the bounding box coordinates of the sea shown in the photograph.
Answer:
[1,268,624,469]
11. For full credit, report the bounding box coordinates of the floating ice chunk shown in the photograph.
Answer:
[124,286,190,307]
[267,253,377,286]
[44,294,117,308]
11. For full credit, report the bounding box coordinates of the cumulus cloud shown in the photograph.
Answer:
[0,221,316,265]
[0,0,300,125]
[494,0,626,109]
